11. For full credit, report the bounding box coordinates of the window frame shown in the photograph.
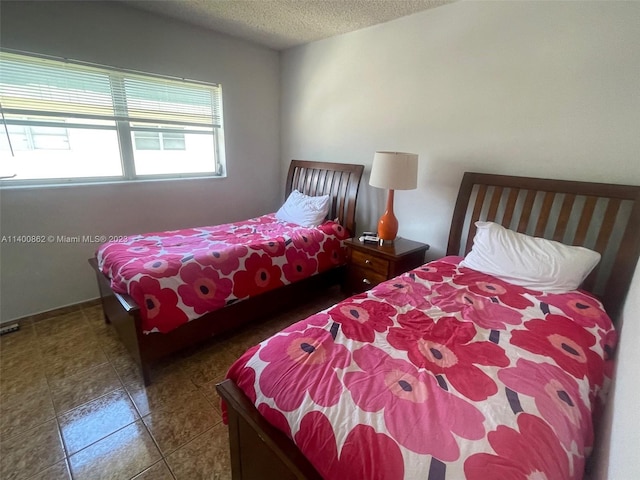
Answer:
[0,49,226,187]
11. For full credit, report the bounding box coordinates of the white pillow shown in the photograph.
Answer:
[275,190,331,227]
[459,221,601,292]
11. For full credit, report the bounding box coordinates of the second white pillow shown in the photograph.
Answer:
[459,221,601,293]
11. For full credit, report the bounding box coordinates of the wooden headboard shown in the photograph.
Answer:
[285,160,365,235]
[446,172,640,321]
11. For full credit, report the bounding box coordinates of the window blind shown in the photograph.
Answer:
[0,51,222,129]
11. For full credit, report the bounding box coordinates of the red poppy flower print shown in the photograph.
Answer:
[291,229,324,255]
[542,292,612,330]
[464,413,571,480]
[344,345,485,461]
[326,299,396,342]
[120,255,183,280]
[233,253,283,299]
[221,346,259,424]
[97,243,127,273]
[413,260,457,283]
[220,233,256,245]
[129,276,188,333]
[317,238,345,272]
[454,268,538,309]
[258,328,351,411]
[280,312,333,334]
[295,411,404,480]
[388,315,509,401]
[282,248,318,283]
[318,221,350,240]
[196,245,249,275]
[178,263,233,315]
[158,234,204,253]
[258,403,292,438]
[127,244,152,255]
[252,237,286,256]
[233,225,255,237]
[430,283,521,330]
[226,347,259,405]
[498,359,593,451]
[510,314,603,383]
[373,276,432,308]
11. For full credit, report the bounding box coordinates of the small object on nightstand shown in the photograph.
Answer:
[359,234,380,244]
[343,237,429,295]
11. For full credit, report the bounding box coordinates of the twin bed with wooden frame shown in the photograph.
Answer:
[216,171,640,480]
[89,160,364,385]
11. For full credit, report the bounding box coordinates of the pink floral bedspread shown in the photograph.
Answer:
[96,214,350,334]
[224,257,616,480]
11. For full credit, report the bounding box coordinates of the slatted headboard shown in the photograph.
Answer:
[285,160,365,235]
[447,172,640,321]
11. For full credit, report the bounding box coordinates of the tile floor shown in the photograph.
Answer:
[0,286,346,480]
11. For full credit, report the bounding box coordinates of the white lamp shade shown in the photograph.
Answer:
[369,151,418,190]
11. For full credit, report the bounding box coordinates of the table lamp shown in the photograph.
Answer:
[369,151,418,244]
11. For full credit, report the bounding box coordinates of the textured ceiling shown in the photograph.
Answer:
[121,0,454,50]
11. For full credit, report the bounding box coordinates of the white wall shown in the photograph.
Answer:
[0,1,281,321]
[592,262,640,479]
[606,265,640,479]
[280,1,640,477]
[281,0,640,256]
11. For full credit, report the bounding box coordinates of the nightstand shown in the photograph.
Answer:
[343,237,430,295]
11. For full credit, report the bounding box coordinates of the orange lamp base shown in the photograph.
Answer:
[377,190,398,243]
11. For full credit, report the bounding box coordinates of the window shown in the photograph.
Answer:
[0,50,225,185]
[133,130,186,151]
[4,124,71,151]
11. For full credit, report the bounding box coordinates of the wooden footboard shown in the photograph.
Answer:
[216,379,322,480]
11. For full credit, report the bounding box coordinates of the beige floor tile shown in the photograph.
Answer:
[0,322,36,352]
[33,311,87,337]
[58,388,139,454]
[0,341,43,370]
[95,327,126,354]
[26,459,71,480]
[49,363,123,414]
[0,386,56,439]
[37,325,100,357]
[0,366,49,404]
[34,313,94,350]
[42,344,109,383]
[111,353,147,386]
[82,304,106,325]
[180,346,240,387]
[125,371,198,417]
[220,327,267,358]
[68,420,161,480]
[0,419,65,480]
[198,376,225,416]
[165,423,231,480]
[142,389,221,455]
[100,336,134,363]
[131,460,175,480]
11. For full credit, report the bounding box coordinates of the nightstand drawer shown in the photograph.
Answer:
[350,249,389,276]
[346,266,388,294]
[341,237,429,296]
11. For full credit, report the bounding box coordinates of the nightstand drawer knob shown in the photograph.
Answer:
[365,259,372,265]
[362,278,371,285]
